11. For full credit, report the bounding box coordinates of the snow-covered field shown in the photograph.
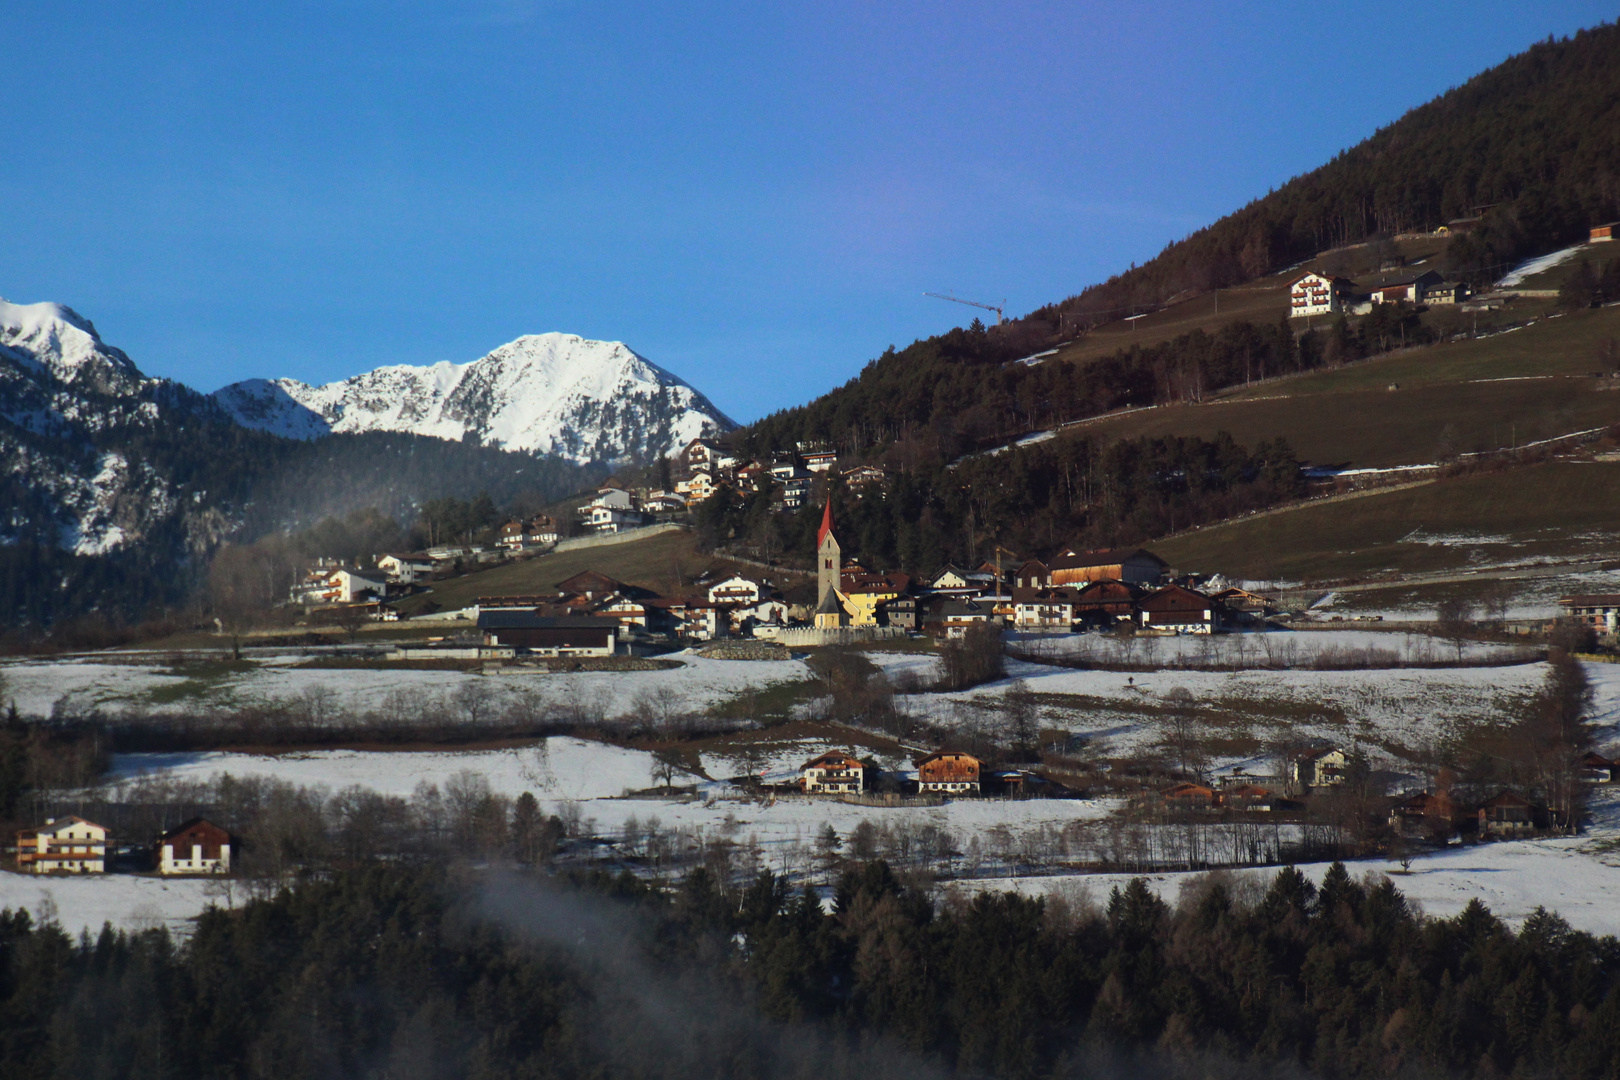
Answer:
[904,654,1551,777]
[0,650,812,720]
[111,737,664,802]
[0,872,217,940]
[8,643,1620,940]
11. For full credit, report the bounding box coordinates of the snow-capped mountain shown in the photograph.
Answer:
[0,298,199,558]
[214,333,735,464]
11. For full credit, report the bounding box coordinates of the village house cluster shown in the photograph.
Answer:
[795,750,1059,799]
[13,816,232,876]
[448,501,1275,660]
[674,437,886,515]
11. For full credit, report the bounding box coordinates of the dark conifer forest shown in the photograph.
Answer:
[6,861,1620,1079]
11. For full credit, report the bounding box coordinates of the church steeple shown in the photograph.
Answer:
[816,495,842,615]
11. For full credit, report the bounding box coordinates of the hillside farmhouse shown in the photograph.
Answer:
[17,817,108,874]
[1289,272,1354,317]
[917,751,982,795]
[802,751,868,794]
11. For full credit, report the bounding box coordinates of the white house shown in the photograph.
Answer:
[295,568,389,605]
[802,449,838,473]
[377,553,435,584]
[576,487,645,534]
[1289,272,1354,318]
[16,817,108,874]
[1012,589,1075,630]
[708,576,763,606]
[802,751,868,794]
[582,505,643,534]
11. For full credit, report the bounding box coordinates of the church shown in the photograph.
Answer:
[814,497,847,629]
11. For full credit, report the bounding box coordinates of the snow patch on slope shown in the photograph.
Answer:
[213,332,734,464]
[1497,244,1584,288]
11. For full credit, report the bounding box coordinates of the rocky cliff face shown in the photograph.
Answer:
[214,332,735,464]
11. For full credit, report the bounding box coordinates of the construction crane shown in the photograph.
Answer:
[925,292,1006,325]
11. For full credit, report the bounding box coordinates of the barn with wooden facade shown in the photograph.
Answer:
[159,818,233,875]
[1047,547,1167,588]
[476,611,618,657]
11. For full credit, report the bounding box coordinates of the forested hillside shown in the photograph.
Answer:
[7,862,1620,1079]
[741,24,1620,460]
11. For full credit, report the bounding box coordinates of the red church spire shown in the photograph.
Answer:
[817,495,835,548]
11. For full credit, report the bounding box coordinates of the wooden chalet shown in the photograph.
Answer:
[1580,751,1616,783]
[1477,791,1537,839]
[916,751,981,795]
[1218,784,1274,812]
[1071,580,1142,625]
[1137,584,1218,634]
[1013,559,1050,590]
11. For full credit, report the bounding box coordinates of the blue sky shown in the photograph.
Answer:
[3,2,1613,423]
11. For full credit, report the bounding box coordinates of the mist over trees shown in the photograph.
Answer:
[6,859,1620,1079]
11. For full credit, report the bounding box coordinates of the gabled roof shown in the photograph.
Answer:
[816,586,844,615]
[1289,271,1355,288]
[160,817,231,843]
[843,571,911,595]
[803,750,868,771]
[555,570,627,595]
[1137,583,1213,611]
[1073,579,1142,601]
[916,750,981,767]
[1048,547,1167,570]
[1292,745,1343,761]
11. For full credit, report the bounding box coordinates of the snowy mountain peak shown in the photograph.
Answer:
[213,332,735,464]
[0,297,144,393]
